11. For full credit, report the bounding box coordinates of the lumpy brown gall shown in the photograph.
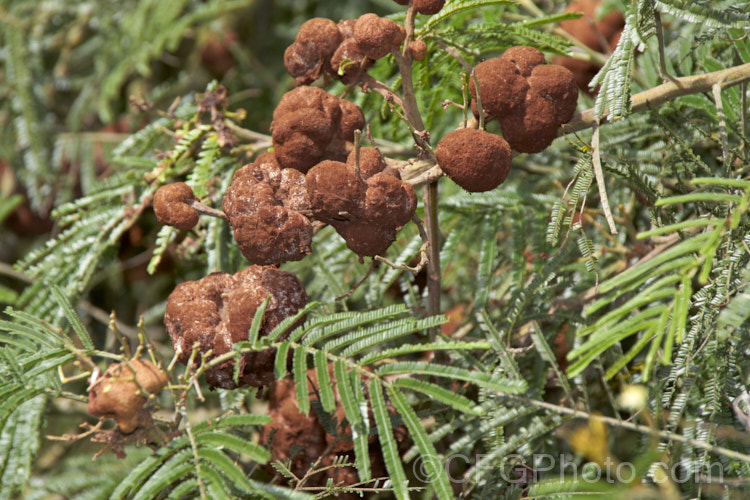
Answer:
[435,128,512,192]
[153,182,199,230]
[470,46,579,153]
[414,0,445,15]
[164,266,307,389]
[87,360,167,434]
[354,14,406,60]
[222,158,313,265]
[271,87,365,174]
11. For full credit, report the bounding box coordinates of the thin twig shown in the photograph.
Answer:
[111,313,133,357]
[411,213,429,244]
[180,405,208,498]
[403,163,442,187]
[365,124,382,158]
[374,242,429,276]
[498,393,750,464]
[222,119,272,144]
[432,37,473,72]
[461,73,470,128]
[335,261,376,301]
[654,12,676,83]
[57,365,91,384]
[167,348,182,372]
[591,118,618,234]
[423,183,441,321]
[46,421,104,442]
[187,199,228,221]
[441,99,464,110]
[390,4,442,327]
[295,433,345,491]
[471,69,485,131]
[359,74,406,109]
[712,81,730,174]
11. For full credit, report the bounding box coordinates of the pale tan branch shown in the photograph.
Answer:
[591,119,618,234]
[563,62,750,134]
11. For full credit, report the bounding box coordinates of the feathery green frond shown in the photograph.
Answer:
[655,0,750,27]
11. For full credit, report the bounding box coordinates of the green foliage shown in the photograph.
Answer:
[237,302,519,498]
[655,0,750,27]
[0,0,249,211]
[109,414,306,500]
[2,0,750,498]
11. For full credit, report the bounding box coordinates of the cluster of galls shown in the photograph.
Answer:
[151,8,430,395]
[271,86,365,173]
[222,153,312,265]
[285,15,400,86]
[307,148,416,258]
[285,9,436,87]
[164,265,307,389]
[435,46,579,193]
[153,85,417,389]
[470,45,578,154]
[261,364,406,496]
[154,86,417,263]
[268,87,415,260]
[87,360,168,434]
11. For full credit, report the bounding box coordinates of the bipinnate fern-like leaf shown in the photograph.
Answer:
[0,396,47,500]
[568,179,750,379]
[49,285,95,352]
[567,233,708,378]
[187,133,224,199]
[475,213,499,310]
[3,23,51,212]
[524,477,616,499]
[14,112,180,322]
[0,286,121,499]
[148,225,177,275]
[576,234,598,273]
[110,414,311,500]
[591,14,636,120]
[418,0,520,36]
[229,302,526,499]
[389,385,455,499]
[334,358,372,482]
[655,0,750,27]
[717,266,750,337]
[1,0,249,215]
[94,0,249,123]
[435,22,571,56]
